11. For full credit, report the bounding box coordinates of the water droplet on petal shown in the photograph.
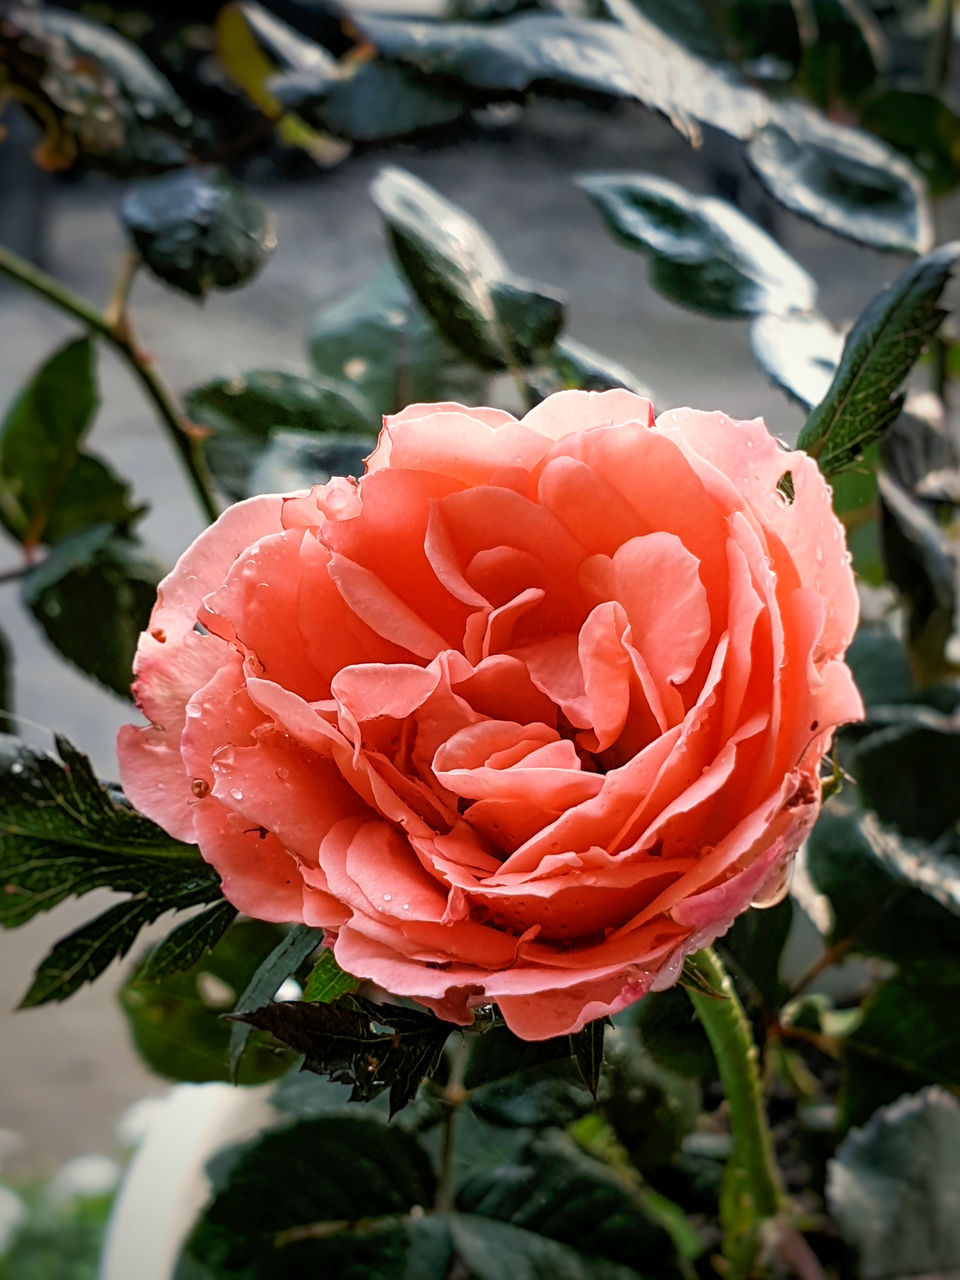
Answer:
[191,778,210,798]
[229,786,244,801]
[383,893,392,902]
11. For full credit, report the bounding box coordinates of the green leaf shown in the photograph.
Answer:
[463,1023,579,1090]
[121,919,296,1084]
[718,896,793,1014]
[747,103,932,255]
[842,979,960,1127]
[246,430,375,497]
[570,1020,606,1098]
[119,167,275,299]
[844,622,914,709]
[550,338,652,396]
[628,987,715,1079]
[798,241,960,473]
[235,994,454,1115]
[370,166,565,370]
[185,370,373,501]
[20,524,164,699]
[796,0,884,108]
[749,312,842,410]
[271,58,472,142]
[447,1212,644,1280]
[468,1060,594,1128]
[827,1088,960,1278]
[860,90,960,196]
[227,924,323,1078]
[301,947,359,1003]
[307,262,490,417]
[851,712,960,839]
[179,1114,437,1276]
[0,733,217,930]
[137,900,239,983]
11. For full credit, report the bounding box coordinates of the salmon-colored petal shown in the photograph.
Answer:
[521,388,654,439]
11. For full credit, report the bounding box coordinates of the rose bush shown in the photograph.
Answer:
[118,389,861,1039]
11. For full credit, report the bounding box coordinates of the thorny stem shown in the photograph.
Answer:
[0,241,220,525]
[434,1033,471,1214]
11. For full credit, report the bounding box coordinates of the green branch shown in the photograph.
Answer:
[0,242,219,525]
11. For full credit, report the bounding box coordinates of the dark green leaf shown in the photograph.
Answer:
[235,994,454,1115]
[551,338,652,396]
[448,1212,644,1280]
[628,987,715,1078]
[0,733,217,930]
[718,896,793,1013]
[579,172,815,318]
[179,1114,437,1276]
[861,90,960,196]
[796,0,884,108]
[138,900,238,983]
[20,524,164,698]
[371,166,565,369]
[842,979,960,1127]
[469,1060,593,1128]
[852,711,960,838]
[185,370,372,501]
[227,924,323,1078]
[246,430,374,496]
[844,623,914,709]
[749,311,842,410]
[301,947,359,1003]
[121,919,296,1084]
[827,1087,960,1277]
[570,1020,606,1097]
[463,1022,578,1090]
[307,262,490,417]
[747,103,932,255]
[798,241,960,473]
[120,167,274,299]
[271,58,472,142]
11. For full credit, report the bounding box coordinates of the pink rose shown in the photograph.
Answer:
[118,390,862,1039]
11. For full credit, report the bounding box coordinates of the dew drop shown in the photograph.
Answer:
[276,766,289,780]
[191,778,210,798]
[382,893,392,902]
[402,903,410,911]
[229,786,244,801]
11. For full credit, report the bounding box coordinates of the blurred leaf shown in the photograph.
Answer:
[20,524,164,699]
[448,1210,646,1280]
[138,900,238,983]
[0,733,216,930]
[246,430,374,496]
[622,0,729,62]
[861,90,960,196]
[747,104,932,255]
[570,1019,606,1097]
[301,947,358,1003]
[0,6,193,174]
[798,242,960,473]
[796,0,884,108]
[629,986,715,1079]
[271,58,473,142]
[0,338,138,548]
[371,166,565,370]
[179,1114,437,1276]
[121,919,296,1083]
[227,924,323,1078]
[235,994,454,1115]
[307,262,490,416]
[119,167,275,299]
[551,338,652,395]
[827,1087,960,1276]
[185,369,372,501]
[718,896,793,1013]
[805,801,960,978]
[852,711,960,838]
[463,1022,577,1090]
[469,1060,593,1127]
[579,171,815,318]
[214,2,349,166]
[749,311,842,410]
[842,979,960,1126]
[844,622,914,708]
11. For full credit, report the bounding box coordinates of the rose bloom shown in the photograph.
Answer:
[119,390,862,1039]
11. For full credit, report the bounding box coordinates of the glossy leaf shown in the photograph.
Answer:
[747,104,932,255]
[749,311,842,410]
[798,242,960,473]
[301,947,359,1003]
[227,924,323,1078]
[551,338,652,396]
[119,167,275,299]
[20,524,164,699]
[629,987,715,1079]
[718,895,793,1014]
[246,430,374,497]
[579,171,815,318]
[468,1060,593,1128]
[137,900,239,983]
[448,1211,645,1280]
[185,370,372,501]
[235,994,454,1115]
[121,919,297,1084]
[0,338,137,548]
[861,90,960,196]
[307,263,490,416]
[0,733,215,931]
[827,1088,960,1277]
[371,166,565,370]
[852,711,960,839]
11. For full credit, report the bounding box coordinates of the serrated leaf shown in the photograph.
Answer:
[827,1088,960,1277]
[628,987,715,1079]
[235,994,454,1115]
[227,924,323,1078]
[579,171,816,319]
[747,103,932,255]
[301,946,359,1003]
[371,165,565,370]
[469,1060,593,1128]
[749,311,842,410]
[20,524,164,698]
[121,918,295,1084]
[307,262,489,417]
[137,900,239,983]
[798,242,960,473]
[119,167,275,299]
[185,369,373,502]
[0,733,217,930]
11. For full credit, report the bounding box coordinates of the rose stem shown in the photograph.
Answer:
[0,241,220,525]
[434,1032,471,1214]
[687,947,785,1270]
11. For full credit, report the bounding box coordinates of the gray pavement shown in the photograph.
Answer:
[0,99,947,1172]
